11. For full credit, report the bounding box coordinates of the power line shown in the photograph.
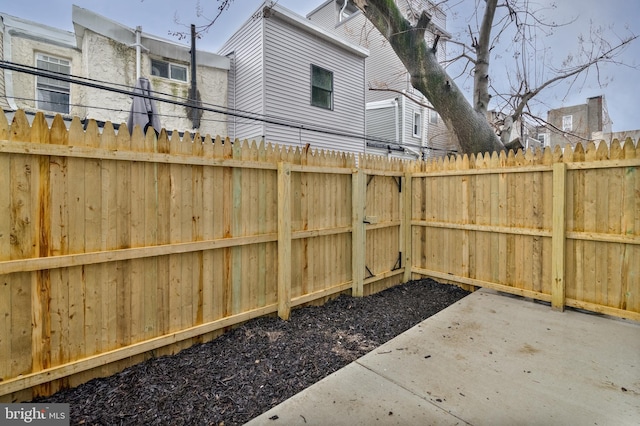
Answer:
[0,60,455,155]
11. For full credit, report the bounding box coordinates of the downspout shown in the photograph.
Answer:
[421,98,426,157]
[227,52,236,140]
[339,0,349,22]
[2,17,19,110]
[190,23,199,130]
[363,56,367,154]
[135,26,142,80]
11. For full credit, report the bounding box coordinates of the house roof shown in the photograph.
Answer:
[306,0,452,39]
[71,5,230,70]
[0,13,76,48]
[226,1,368,58]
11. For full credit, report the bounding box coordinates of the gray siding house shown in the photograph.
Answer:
[308,0,456,159]
[218,2,369,155]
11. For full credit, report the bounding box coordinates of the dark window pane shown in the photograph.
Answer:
[37,90,69,114]
[170,64,187,82]
[311,65,333,109]
[151,60,169,78]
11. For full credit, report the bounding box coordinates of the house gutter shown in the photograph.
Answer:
[339,0,348,22]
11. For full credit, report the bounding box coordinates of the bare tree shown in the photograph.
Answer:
[352,0,637,154]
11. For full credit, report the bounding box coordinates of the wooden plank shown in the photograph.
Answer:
[82,121,102,359]
[402,172,412,283]
[9,114,36,380]
[551,163,567,311]
[115,123,132,348]
[256,141,268,307]
[129,129,146,343]
[230,142,243,315]
[620,159,637,312]
[414,267,552,302]
[0,234,280,275]
[99,123,118,354]
[0,124,8,379]
[66,120,86,363]
[201,137,215,323]
[0,304,279,397]
[351,170,365,297]
[180,135,194,331]
[411,221,551,237]
[168,131,183,334]
[30,113,51,388]
[0,140,281,170]
[277,162,292,319]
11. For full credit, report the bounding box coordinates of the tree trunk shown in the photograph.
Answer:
[354,0,503,155]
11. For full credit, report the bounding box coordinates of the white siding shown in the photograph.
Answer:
[218,16,265,141]
[309,0,455,158]
[367,106,397,143]
[262,15,366,154]
[305,1,336,32]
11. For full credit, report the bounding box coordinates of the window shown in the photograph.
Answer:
[562,115,573,132]
[537,133,549,146]
[413,111,422,137]
[429,109,438,124]
[36,54,70,114]
[311,65,333,110]
[151,59,188,82]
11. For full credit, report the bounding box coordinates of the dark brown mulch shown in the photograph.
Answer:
[33,279,469,425]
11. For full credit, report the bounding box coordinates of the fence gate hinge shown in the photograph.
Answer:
[394,176,402,192]
[392,251,402,271]
[365,265,375,279]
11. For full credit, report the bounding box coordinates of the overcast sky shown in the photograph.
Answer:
[2,0,639,132]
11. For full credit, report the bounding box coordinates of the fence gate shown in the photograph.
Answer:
[363,172,404,291]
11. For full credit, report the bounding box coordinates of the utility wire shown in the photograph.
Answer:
[0,60,456,154]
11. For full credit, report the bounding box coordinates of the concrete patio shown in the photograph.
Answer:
[246,289,640,425]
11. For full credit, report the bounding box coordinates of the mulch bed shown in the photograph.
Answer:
[33,279,469,425]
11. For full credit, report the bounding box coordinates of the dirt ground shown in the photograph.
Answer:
[32,279,469,425]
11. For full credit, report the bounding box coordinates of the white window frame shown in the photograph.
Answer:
[151,58,188,82]
[538,133,549,147]
[413,111,422,137]
[35,53,71,114]
[562,115,573,132]
[311,65,333,110]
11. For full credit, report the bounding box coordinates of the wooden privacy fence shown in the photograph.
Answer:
[0,110,638,401]
[0,110,405,401]
[406,142,639,319]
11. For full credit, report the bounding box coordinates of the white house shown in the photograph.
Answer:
[0,6,230,137]
[218,2,369,155]
[308,0,456,158]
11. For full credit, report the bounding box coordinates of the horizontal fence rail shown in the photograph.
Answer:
[1,110,638,401]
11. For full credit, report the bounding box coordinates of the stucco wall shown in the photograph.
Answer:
[80,30,228,137]
[9,35,82,116]
[4,20,227,138]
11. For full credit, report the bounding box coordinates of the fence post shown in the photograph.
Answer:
[277,162,292,320]
[403,171,413,283]
[551,162,567,311]
[352,168,365,297]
